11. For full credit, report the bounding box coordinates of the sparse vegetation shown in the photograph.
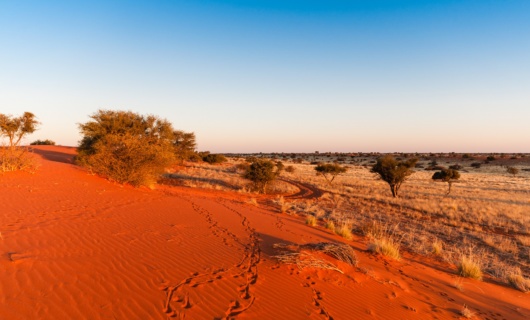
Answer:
[371,155,418,197]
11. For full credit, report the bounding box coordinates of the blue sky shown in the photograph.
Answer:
[1,0,529,152]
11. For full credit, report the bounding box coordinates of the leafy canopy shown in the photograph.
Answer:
[371,155,417,197]
[314,163,347,185]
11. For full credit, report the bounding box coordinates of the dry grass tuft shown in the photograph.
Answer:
[334,223,353,240]
[325,220,335,231]
[460,304,475,318]
[507,268,530,293]
[273,242,358,272]
[368,237,401,260]
[458,254,482,280]
[247,198,258,206]
[432,239,443,256]
[306,215,317,226]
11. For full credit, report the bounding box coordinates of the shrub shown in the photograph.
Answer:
[506,166,519,177]
[371,155,418,197]
[243,159,282,193]
[0,112,39,172]
[449,164,463,170]
[432,169,461,194]
[285,165,296,173]
[76,110,178,187]
[470,162,481,168]
[30,139,55,145]
[314,163,347,185]
[487,155,496,161]
[202,154,227,164]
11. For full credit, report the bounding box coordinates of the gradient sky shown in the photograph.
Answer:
[1,0,529,152]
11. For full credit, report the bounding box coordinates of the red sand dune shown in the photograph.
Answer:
[1,146,528,319]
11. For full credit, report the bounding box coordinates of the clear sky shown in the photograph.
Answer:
[1,0,529,152]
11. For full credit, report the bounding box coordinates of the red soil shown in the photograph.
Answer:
[0,146,528,319]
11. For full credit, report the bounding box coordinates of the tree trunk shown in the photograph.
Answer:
[390,184,397,197]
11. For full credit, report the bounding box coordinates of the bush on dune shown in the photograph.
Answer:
[76,110,188,187]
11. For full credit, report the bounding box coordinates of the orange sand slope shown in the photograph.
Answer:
[1,146,528,319]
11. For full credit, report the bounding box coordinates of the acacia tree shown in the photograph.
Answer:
[371,155,418,197]
[243,159,282,193]
[432,168,461,195]
[314,163,347,185]
[76,110,178,187]
[0,112,39,172]
[0,112,39,148]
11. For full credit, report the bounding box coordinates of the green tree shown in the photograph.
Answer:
[371,155,418,197]
[314,163,347,185]
[243,159,282,193]
[432,168,461,195]
[76,110,177,187]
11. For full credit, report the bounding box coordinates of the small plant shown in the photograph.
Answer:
[486,155,496,161]
[506,166,519,177]
[457,254,482,280]
[334,223,353,240]
[325,220,335,231]
[368,237,401,260]
[460,304,475,319]
[507,268,530,292]
[432,239,443,255]
[306,215,317,226]
[247,198,258,206]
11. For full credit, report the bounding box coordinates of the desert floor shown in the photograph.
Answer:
[0,146,528,319]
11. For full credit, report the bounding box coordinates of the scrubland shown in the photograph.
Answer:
[169,155,530,291]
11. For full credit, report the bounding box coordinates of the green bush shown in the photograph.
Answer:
[243,159,282,193]
[30,139,56,145]
[76,110,178,187]
[202,153,227,164]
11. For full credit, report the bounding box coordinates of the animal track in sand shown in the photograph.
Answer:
[161,197,262,319]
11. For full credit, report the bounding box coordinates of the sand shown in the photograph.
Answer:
[0,146,528,319]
